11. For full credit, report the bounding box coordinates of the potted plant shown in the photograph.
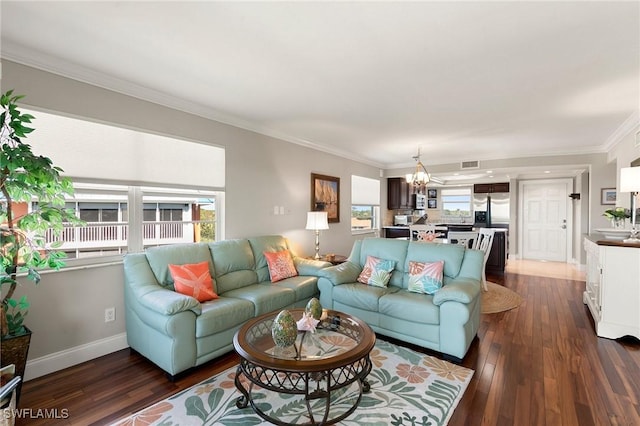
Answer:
[603,207,631,229]
[1,90,82,401]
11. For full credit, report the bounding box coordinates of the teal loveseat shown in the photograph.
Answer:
[317,238,483,361]
[123,235,329,377]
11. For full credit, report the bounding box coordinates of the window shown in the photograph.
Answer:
[21,108,225,266]
[441,187,472,218]
[38,183,220,261]
[351,176,380,233]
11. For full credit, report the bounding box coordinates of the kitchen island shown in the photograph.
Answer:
[382,225,508,273]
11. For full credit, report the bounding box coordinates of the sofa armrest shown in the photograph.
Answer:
[294,257,332,276]
[136,286,202,316]
[432,278,480,306]
[318,261,362,285]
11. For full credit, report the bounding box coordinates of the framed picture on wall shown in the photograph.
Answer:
[601,188,616,205]
[427,188,437,199]
[427,199,437,209]
[311,173,340,223]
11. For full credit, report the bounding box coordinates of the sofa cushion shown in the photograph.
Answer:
[357,238,409,287]
[264,250,298,282]
[209,239,258,293]
[146,243,213,288]
[357,255,395,287]
[379,290,440,325]
[272,275,319,302]
[223,283,296,316]
[407,260,444,295]
[249,235,291,282]
[168,261,218,302]
[333,283,399,312]
[195,297,255,338]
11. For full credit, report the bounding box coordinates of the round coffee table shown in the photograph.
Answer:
[233,308,375,425]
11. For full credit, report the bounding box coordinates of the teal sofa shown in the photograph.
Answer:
[123,235,329,377]
[317,238,484,361]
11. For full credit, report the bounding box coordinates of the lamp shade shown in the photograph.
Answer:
[305,211,329,230]
[620,167,640,193]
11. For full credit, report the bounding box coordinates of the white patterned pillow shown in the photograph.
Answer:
[407,260,444,294]
[357,255,396,288]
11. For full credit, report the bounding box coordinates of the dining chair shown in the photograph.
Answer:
[409,224,439,242]
[447,231,479,249]
[472,228,496,291]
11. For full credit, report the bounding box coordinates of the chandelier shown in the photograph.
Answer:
[405,148,430,186]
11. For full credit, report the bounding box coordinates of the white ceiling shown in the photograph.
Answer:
[1,1,639,182]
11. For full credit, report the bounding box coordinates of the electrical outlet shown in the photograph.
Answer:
[104,307,115,323]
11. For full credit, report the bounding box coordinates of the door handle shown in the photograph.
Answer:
[561,224,566,229]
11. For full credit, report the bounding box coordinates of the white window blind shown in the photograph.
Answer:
[351,175,380,205]
[24,109,225,190]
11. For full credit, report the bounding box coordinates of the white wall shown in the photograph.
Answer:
[2,60,380,379]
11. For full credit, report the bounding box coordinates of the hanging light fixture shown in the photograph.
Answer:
[405,147,431,187]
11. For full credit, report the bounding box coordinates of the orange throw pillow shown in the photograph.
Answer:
[168,261,218,302]
[264,250,298,282]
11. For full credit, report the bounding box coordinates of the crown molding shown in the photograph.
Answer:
[1,44,386,169]
[604,110,640,152]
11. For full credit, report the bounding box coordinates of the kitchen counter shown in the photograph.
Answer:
[382,225,508,274]
[585,233,640,248]
[382,225,506,231]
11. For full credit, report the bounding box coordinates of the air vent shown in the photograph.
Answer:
[461,160,480,170]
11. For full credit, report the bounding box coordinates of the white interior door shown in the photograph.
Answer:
[520,179,571,261]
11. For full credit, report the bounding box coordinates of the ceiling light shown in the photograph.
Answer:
[405,148,430,187]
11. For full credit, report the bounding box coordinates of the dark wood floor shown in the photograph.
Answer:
[16,270,640,426]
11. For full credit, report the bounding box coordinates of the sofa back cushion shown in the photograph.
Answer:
[145,243,214,289]
[357,238,409,287]
[249,235,292,282]
[209,239,258,293]
[404,242,465,288]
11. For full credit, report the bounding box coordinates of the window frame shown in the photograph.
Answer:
[37,182,223,269]
[440,187,473,219]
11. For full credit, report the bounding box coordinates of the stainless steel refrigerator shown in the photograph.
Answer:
[473,192,510,227]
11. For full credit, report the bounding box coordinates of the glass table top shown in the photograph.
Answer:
[244,309,364,362]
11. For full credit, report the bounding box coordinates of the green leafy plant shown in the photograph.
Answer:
[603,207,630,219]
[1,90,83,337]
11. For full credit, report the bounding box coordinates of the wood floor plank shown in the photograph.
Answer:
[14,270,640,426]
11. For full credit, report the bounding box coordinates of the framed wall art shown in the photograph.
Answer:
[311,173,340,223]
[427,188,437,199]
[427,199,437,209]
[601,188,616,205]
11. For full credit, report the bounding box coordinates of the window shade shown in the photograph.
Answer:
[24,109,225,190]
[351,175,380,205]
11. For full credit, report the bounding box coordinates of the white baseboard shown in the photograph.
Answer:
[24,333,128,381]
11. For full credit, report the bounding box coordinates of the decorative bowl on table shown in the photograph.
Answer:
[595,228,632,240]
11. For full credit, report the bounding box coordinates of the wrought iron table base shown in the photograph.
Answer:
[235,357,372,426]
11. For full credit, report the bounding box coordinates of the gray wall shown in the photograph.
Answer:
[2,60,380,375]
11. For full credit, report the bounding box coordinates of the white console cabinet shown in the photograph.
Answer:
[583,237,640,339]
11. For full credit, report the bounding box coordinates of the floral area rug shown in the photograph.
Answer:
[112,339,473,426]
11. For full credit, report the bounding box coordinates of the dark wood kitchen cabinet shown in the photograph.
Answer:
[387,178,413,210]
[473,182,510,193]
[384,227,410,239]
[486,231,507,273]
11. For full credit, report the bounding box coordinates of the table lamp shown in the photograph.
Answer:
[620,166,640,243]
[306,211,329,259]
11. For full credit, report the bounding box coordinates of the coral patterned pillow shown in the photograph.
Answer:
[407,260,444,295]
[264,250,298,282]
[168,261,219,302]
[357,255,396,288]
